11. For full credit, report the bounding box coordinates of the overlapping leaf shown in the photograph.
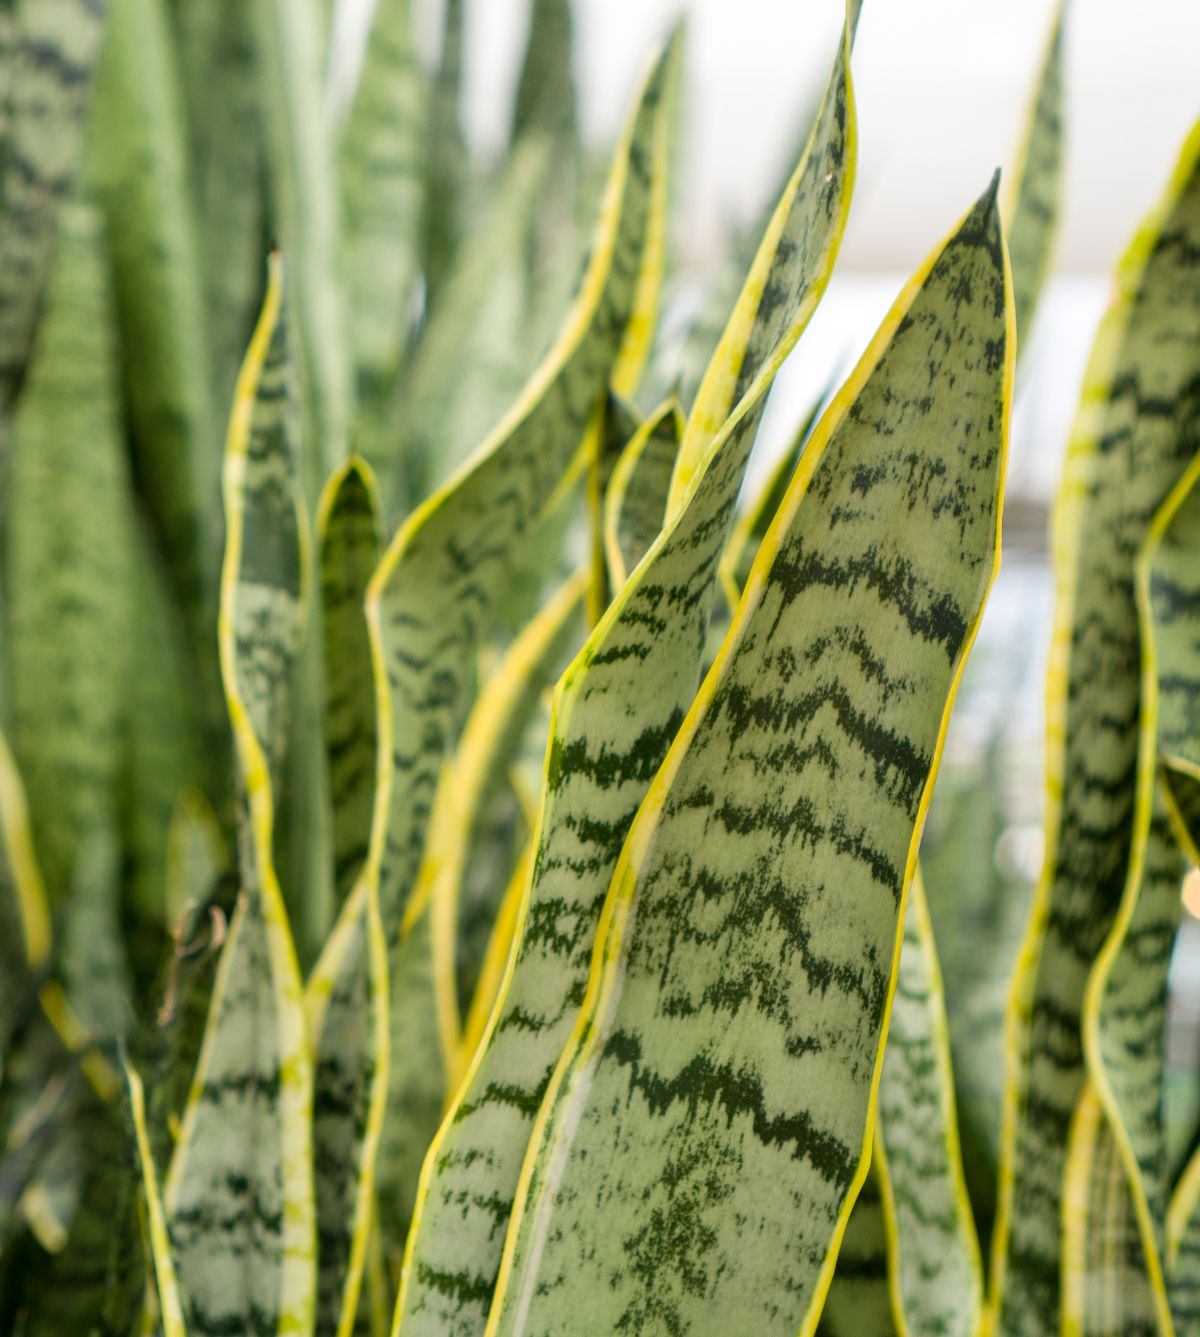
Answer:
[486,175,1010,1337]
[396,11,860,1330]
[991,118,1200,1337]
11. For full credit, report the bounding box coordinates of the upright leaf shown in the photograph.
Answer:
[319,457,384,907]
[815,1164,897,1337]
[163,257,316,1337]
[0,0,109,402]
[396,13,861,1331]
[6,200,133,900]
[340,0,426,401]
[875,871,983,1337]
[1004,1,1066,352]
[487,176,1010,1337]
[603,396,684,590]
[421,0,467,310]
[990,119,1200,1336]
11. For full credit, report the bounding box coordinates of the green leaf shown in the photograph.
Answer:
[1063,1083,1163,1336]
[875,870,983,1337]
[1004,1,1066,353]
[1169,1139,1200,1329]
[340,0,426,398]
[87,0,223,722]
[665,0,861,513]
[603,395,683,591]
[5,199,134,900]
[719,387,827,608]
[171,0,266,413]
[511,0,576,150]
[422,570,587,1082]
[990,118,1200,1337]
[395,14,860,1330]
[255,0,351,482]
[125,1060,188,1337]
[421,0,467,311]
[815,1163,898,1337]
[163,256,316,1337]
[487,175,1010,1337]
[319,456,385,907]
[587,389,644,622]
[0,0,109,401]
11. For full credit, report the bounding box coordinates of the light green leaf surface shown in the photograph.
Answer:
[306,30,678,1319]
[87,0,222,698]
[164,257,315,1337]
[0,0,109,401]
[319,457,385,907]
[487,175,1010,1337]
[340,0,426,398]
[1004,0,1066,352]
[991,118,1200,1337]
[875,870,983,1337]
[6,199,134,901]
[603,396,684,591]
[255,0,350,481]
[396,12,860,1331]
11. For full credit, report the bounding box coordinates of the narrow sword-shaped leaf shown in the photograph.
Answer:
[587,391,643,623]
[874,869,983,1337]
[125,1061,188,1337]
[420,0,466,311]
[1168,1136,1200,1328]
[164,256,316,1337]
[255,0,351,480]
[396,14,861,1331]
[425,571,587,1074]
[603,396,684,591]
[665,0,861,513]
[487,176,1011,1337]
[1003,0,1066,353]
[6,199,134,900]
[340,0,425,400]
[305,43,676,1309]
[990,118,1200,1336]
[1066,444,1200,1332]
[86,0,223,734]
[0,0,109,402]
[319,457,385,907]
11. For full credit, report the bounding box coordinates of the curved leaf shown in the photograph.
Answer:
[990,118,1200,1336]
[486,176,1011,1337]
[603,396,683,591]
[164,256,316,1337]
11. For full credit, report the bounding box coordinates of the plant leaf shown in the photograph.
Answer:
[6,199,134,901]
[603,396,684,591]
[0,0,109,402]
[487,175,1010,1337]
[1004,0,1066,353]
[255,0,351,481]
[340,0,425,399]
[421,0,467,311]
[125,1060,188,1337]
[319,456,385,907]
[990,118,1200,1337]
[875,869,983,1337]
[665,0,861,513]
[395,14,861,1331]
[163,255,316,1337]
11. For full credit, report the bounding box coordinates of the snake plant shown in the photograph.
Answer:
[2,0,1199,1333]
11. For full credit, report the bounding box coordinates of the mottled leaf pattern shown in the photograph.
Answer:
[6,200,134,900]
[0,0,109,401]
[991,118,1200,1337]
[319,457,384,906]
[1004,1,1065,352]
[603,397,683,590]
[487,177,1010,1337]
[395,15,861,1331]
[875,870,982,1337]
[164,257,315,1337]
